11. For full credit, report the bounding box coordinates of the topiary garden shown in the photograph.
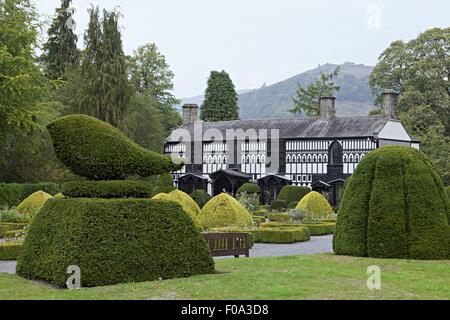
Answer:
[333,146,450,260]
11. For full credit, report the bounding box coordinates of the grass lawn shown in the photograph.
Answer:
[1,254,449,300]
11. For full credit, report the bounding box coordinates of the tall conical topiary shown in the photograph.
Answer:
[47,114,183,180]
[200,70,239,122]
[333,147,450,260]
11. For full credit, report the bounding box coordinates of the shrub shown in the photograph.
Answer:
[0,208,31,224]
[152,174,176,195]
[0,223,29,237]
[47,115,182,180]
[237,192,260,212]
[260,205,270,211]
[251,228,311,244]
[190,189,211,209]
[152,190,201,228]
[296,192,334,220]
[270,200,287,211]
[278,185,311,205]
[236,183,261,194]
[252,216,266,226]
[17,198,215,287]
[288,208,306,222]
[288,202,298,209]
[260,222,335,236]
[16,191,52,216]
[267,213,291,222]
[198,193,254,230]
[62,180,154,198]
[446,186,450,199]
[252,210,266,218]
[333,146,450,260]
[0,242,23,260]
[53,193,65,199]
[5,229,26,240]
[0,183,60,208]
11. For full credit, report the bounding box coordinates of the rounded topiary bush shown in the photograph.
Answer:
[236,183,261,194]
[270,200,288,211]
[198,193,254,230]
[296,192,333,220]
[47,115,182,180]
[16,191,52,216]
[62,180,154,199]
[278,185,311,205]
[190,189,211,209]
[17,198,214,287]
[333,146,450,260]
[152,190,201,228]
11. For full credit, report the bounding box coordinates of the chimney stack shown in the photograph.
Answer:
[381,90,399,119]
[319,96,336,120]
[182,104,199,125]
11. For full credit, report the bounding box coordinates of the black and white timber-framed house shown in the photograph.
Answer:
[165,91,420,206]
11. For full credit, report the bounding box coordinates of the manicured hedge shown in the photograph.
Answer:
[0,242,23,260]
[270,200,287,211]
[267,213,291,222]
[446,186,450,199]
[237,183,261,194]
[333,147,450,260]
[152,174,176,195]
[296,192,334,220]
[260,222,336,236]
[17,198,215,287]
[251,228,311,244]
[4,230,26,240]
[252,210,266,218]
[47,115,182,180]
[62,180,154,198]
[0,183,59,208]
[277,185,311,205]
[252,216,266,226]
[198,193,254,230]
[0,223,29,238]
[16,191,52,216]
[190,189,211,209]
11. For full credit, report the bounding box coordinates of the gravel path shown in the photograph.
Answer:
[0,236,334,275]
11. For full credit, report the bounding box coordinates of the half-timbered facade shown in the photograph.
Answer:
[165,92,420,205]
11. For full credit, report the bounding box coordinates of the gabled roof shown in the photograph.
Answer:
[209,169,252,180]
[167,116,393,142]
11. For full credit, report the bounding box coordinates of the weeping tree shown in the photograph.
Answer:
[41,0,79,80]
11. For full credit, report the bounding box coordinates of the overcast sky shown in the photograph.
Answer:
[35,0,449,98]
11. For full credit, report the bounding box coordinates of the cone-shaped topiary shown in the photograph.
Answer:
[16,191,53,216]
[333,146,450,260]
[190,189,211,209]
[152,191,201,228]
[296,191,333,220]
[198,193,254,230]
[47,115,183,180]
[278,185,311,205]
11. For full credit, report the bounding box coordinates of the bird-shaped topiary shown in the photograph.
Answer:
[47,114,183,180]
[333,146,450,260]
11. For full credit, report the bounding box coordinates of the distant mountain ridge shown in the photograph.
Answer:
[180,63,375,120]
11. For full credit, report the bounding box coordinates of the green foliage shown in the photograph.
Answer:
[0,208,31,224]
[0,183,60,208]
[251,228,311,244]
[290,67,341,116]
[369,108,383,116]
[0,242,23,260]
[252,210,266,218]
[333,147,450,260]
[190,189,211,209]
[199,193,254,230]
[47,115,182,180]
[41,0,79,80]
[17,198,215,287]
[296,192,334,220]
[16,191,52,216]
[252,216,266,226]
[277,185,311,205]
[62,180,154,198]
[152,174,176,195]
[369,27,450,184]
[200,71,239,122]
[237,193,260,212]
[267,213,292,223]
[237,183,261,194]
[270,200,288,211]
[0,223,29,238]
[446,186,450,199]
[260,222,335,236]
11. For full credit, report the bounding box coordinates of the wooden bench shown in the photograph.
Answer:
[202,233,251,258]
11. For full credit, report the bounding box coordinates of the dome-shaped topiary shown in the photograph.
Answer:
[198,193,254,230]
[296,192,333,220]
[16,191,52,216]
[278,185,311,205]
[47,115,183,180]
[190,189,211,209]
[152,190,201,228]
[236,183,261,194]
[333,146,450,260]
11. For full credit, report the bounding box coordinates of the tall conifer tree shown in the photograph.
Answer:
[41,0,79,80]
[200,71,239,122]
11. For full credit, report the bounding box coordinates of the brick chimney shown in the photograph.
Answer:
[319,96,336,120]
[381,90,399,119]
[182,104,199,125]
